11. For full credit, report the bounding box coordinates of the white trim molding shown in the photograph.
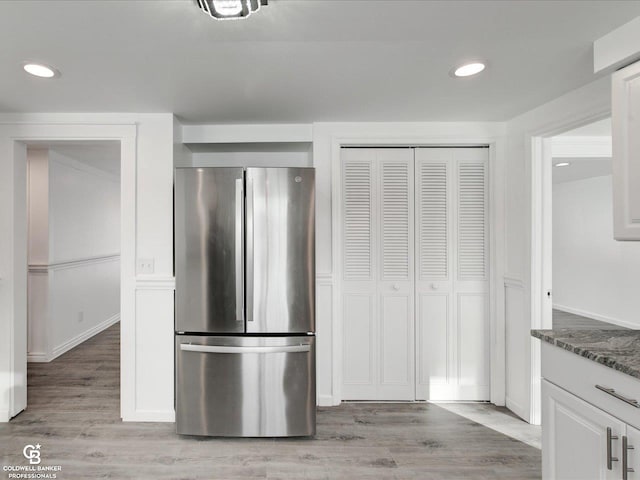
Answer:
[124,409,175,423]
[0,121,138,423]
[135,275,176,290]
[503,275,525,289]
[29,254,120,273]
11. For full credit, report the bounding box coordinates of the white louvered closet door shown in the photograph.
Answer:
[415,147,489,401]
[342,148,415,400]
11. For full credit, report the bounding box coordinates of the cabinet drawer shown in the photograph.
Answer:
[542,342,640,429]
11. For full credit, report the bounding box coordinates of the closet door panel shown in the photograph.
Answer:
[417,293,449,397]
[454,149,489,400]
[341,148,414,400]
[377,151,414,400]
[415,149,454,400]
[415,147,489,401]
[341,149,377,400]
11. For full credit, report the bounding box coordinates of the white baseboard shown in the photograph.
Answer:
[27,352,49,363]
[49,313,120,361]
[0,409,9,422]
[123,409,175,423]
[317,394,336,407]
[553,304,638,329]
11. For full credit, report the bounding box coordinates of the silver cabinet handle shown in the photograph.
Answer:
[235,178,244,323]
[596,385,640,408]
[608,427,620,470]
[623,435,635,480]
[181,344,311,354]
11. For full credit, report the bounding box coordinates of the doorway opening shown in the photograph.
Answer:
[21,141,121,420]
[530,115,640,423]
[548,119,640,331]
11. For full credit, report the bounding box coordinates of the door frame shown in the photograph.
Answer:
[528,109,610,424]
[0,122,136,421]
[328,133,505,405]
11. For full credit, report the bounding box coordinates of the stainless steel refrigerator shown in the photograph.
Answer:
[174,167,316,437]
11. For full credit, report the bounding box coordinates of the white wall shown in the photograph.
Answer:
[504,76,611,423]
[27,148,120,362]
[48,151,120,261]
[553,174,640,327]
[189,149,312,168]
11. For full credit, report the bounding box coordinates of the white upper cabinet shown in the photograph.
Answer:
[612,60,640,240]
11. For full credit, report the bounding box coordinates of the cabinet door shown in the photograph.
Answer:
[543,379,624,480]
[612,60,640,240]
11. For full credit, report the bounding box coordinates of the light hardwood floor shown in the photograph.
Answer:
[0,324,541,479]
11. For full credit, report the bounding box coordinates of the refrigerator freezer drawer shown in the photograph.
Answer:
[175,335,316,437]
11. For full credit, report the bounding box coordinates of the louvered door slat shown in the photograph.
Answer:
[343,160,372,280]
[418,162,448,280]
[381,161,410,280]
[458,162,487,280]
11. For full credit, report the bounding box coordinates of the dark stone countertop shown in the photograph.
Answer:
[532,328,640,380]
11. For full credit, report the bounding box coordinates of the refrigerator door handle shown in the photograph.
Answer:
[180,344,311,354]
[246,174,254,322]
[235,178,244,323]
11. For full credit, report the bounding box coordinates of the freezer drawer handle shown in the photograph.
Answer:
[596,385,640,408]
[180,344,311,354]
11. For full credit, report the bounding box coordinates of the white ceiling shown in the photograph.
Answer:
[553,117,612,183]
[552,157,611,184]
[28,141,121,176]
[2,1,640,123]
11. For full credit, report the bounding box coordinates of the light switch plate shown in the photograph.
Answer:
[137,258,155,274]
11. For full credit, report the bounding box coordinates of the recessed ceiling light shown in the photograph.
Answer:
[23,62,60,78]
[453,62,486,77]
[555,162,571,167]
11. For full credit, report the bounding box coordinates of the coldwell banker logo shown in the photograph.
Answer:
[2,444,62,479]
[22,445,40,465]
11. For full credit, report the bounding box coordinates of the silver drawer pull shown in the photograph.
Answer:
[181,344,311,354]
[596,385,640,408]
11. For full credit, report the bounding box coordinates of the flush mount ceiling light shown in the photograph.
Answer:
[23,62,60,78]
[197,0,268,20]
[452,62,486,78]
[555,162,571,167]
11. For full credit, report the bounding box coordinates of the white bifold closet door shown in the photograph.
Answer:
[341,146,489,401]
[341,148,415,400]
[414,147,489,401]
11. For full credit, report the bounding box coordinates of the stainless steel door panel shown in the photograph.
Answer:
[246,168,315,334]
[175,335,316,437]
[175,168,244,333]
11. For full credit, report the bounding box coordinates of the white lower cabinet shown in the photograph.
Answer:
[543,379,639,480]
[543,380,624,479]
